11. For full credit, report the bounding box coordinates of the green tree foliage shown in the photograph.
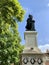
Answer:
[0,0,25,65]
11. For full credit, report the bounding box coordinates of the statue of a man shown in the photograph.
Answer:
[25,14,35,31]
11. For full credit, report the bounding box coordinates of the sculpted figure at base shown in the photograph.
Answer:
[25,14,35,31]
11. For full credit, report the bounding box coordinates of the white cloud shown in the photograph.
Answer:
[47,3,49,7]
[38,44,49,53]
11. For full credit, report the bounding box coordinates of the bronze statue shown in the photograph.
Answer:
[25,14,35,31]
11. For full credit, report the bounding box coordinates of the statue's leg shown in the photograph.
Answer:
[31,23,35,31]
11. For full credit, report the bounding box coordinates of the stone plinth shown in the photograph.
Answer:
[23,31,41,53]
[24,31,37,48]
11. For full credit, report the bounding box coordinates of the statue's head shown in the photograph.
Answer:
[29,14,33,19]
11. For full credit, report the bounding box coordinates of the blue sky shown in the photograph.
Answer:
[18,0,49,52]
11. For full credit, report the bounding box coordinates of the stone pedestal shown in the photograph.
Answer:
[20,31,45,65]
[23,31,41,53]
[24,31,37,48]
